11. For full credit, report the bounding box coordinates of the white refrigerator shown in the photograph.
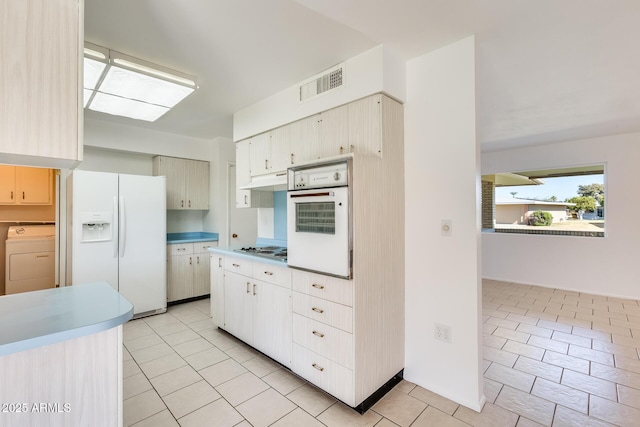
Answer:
[68,170,167,317]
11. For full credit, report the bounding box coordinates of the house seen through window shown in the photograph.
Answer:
[482,165,605,237]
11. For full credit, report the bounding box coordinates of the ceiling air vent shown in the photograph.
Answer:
[299,63,344,102]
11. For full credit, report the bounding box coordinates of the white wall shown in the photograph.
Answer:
[233,45,406,141]
[404,36,484,411]
[203,137,235,246]
[82,118,235,236]
[482,132,640,299]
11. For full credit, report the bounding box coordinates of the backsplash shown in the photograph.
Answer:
[274,191,287,241]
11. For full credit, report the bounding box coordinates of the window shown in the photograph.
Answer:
[482,165,605,237]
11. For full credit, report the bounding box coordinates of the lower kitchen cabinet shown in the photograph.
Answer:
[210,254,225,327]
[167,241,218,303]
[253,279,291,366]
[167,252,194,302]
[223,271,253,343]
[213,255,292,367]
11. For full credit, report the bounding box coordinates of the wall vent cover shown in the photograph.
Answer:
[299,64,344,101]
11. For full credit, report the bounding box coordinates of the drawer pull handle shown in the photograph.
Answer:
[264,271,274,276]
[311,307,324,314]
[246,282,251,294]
[312,363,325,372]
[232,263,240,268]
[311,283,325,290]
[312,330,325,338]
[253,284,257,296]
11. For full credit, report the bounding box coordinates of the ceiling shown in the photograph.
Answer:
[84,0,640,150]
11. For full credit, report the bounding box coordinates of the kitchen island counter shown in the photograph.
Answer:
[0,282,133,356]
[0,282,132,427]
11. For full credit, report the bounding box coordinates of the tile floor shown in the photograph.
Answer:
[123,280,640,426]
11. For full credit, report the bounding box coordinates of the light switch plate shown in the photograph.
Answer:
[441,219,452,237]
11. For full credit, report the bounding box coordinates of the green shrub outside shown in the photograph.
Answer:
[529,210,553,226]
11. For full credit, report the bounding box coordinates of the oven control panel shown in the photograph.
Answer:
[288,161,349,190]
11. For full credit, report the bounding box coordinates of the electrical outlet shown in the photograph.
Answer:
[435,323,452,343]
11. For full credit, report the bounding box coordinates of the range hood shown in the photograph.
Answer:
[240,172,287,191]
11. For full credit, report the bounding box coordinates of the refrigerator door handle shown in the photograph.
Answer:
[119,196,126,257]
[113,196,119,258]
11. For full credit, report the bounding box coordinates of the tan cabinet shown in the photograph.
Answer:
[234,94,394,185]
[235,140,273,209]
[348,94,384,157]
[248,129,293,176]
[319,104,350,158]
[248,132,271,176]
[193,241,216,297]
[218,255,292,367]
[0,166,53,205]
[291,269,355,404]
[167,241,218,302]
[289,115,321,165]
[0,0,83,168]
[153,156,209,210]
[210,254,225,327]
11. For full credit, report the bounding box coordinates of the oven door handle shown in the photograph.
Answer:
[289,191,334,198]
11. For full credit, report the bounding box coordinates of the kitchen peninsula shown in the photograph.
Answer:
[0,282,133,427]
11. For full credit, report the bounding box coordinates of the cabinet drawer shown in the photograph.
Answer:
[292,313,353,369]
[292,269,353,306]
[292,343,354,406]
[168,243,194,256]
[292,291,353,333]
[195,241,218,253]
[224,256,253,276]
[253,262,291,288]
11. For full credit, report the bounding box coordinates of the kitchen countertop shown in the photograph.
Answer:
[209,245,289,267]
[0,282,133,357]
[167,232,219,244]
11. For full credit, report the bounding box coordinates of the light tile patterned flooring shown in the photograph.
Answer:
[123,280,640,426]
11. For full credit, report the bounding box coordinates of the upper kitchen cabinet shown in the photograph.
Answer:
[0,0,83,168]
[289,114,320,165]
[152,156,209,210]
[319,104,350,159]
[349,94,384,157]
[269,125,293,172]
[0,165,53,205]
[235,140,273,209]
[248,132,271,176]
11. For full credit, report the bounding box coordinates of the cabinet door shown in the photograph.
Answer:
[154,156,186,209]
[269,125,291,173]
[0,165,16,204]
[236,140,251,208]
[253,280,292,367]
[185,160,209,209]
[16,167,52,205]
[349,94,382,157]
[319,105,349,159]
[290,115,321,165]
[193,252,210,297]
[167,254,193,302]
[210,254,225,327]
[223,272,253,342]
[248,132,271,176]
[0,0,82,167]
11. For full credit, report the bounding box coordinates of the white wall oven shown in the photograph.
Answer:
[287,159,352,278]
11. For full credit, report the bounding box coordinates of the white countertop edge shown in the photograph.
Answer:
[0,282,134,357]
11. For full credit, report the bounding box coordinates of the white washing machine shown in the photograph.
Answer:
[5,225,56,295]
